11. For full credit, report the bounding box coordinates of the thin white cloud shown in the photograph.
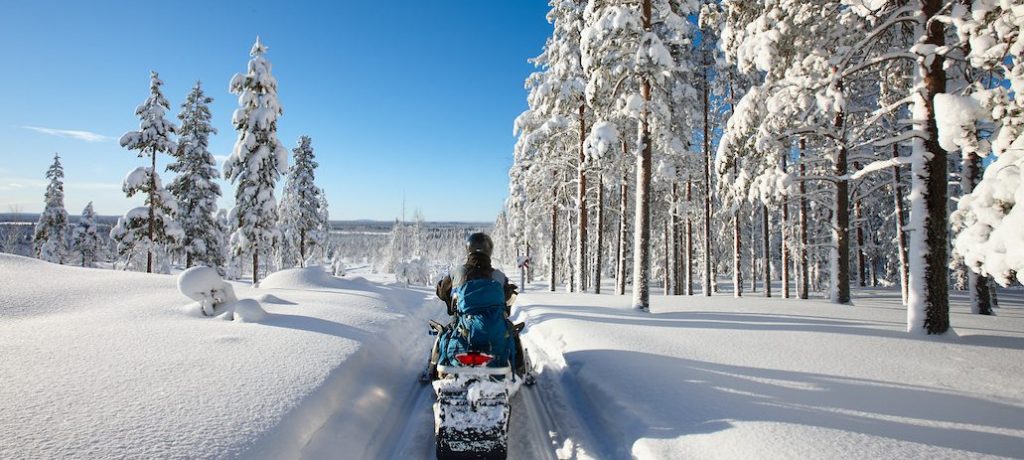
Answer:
[22,126,114,143]
[0,177,47,191]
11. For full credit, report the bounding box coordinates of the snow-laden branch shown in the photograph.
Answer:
[841,52,918,80]
[851,157,910,180]
[873,130,928,147]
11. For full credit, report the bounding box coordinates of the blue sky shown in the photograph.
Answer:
[0,1,552,222]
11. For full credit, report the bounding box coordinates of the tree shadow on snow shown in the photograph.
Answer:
[260,313,369,341]
[561,349,1024,458]
[520,304,1024,351]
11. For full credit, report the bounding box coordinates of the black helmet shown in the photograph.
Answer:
[466,232,494,257]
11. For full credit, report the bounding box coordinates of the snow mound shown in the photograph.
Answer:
[257,294,295,305]
[259,266,352,290]
[232,299,267,323]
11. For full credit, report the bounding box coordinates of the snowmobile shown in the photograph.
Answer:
[424,315,535,459]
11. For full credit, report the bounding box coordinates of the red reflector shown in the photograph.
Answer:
[455,352,494,366]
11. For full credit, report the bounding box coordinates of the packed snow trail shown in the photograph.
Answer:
[297,280,565,460]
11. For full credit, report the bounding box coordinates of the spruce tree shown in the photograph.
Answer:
[70,202,104,267]
[169,81,225,272]
[224,37,288,284]
[278,136,324,267]
[33,153,68,264]
[117,71,180,273]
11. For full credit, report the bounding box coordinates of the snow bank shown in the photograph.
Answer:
[259,265,354,290]
[517,285,1024,459]
[0,254,434,460]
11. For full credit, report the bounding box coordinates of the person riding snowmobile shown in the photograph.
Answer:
[426,232,526,380]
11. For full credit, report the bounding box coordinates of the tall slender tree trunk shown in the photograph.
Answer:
[595,175,604,294]
[781,155,790,298]
[550,186,558,292]
[963,151,993,314]
[854,189,866,287]
[147,148,156,273]
[253,252,259,285]
[892,145,910,305]
[631,0,653,311]
[526,242,532,283]
[909,0,950,334]
[799,138,810,300]
[733,205,743,298]
[576,103,588,293]
[763,203,771,297]
[616,168,629,296]
[833,78,851,305]
[300,228,307,268]
[671,180,680,295]
[750,215,757,292]
[663,219,670,295]
[686,179,694,295]
[702,50,713,297]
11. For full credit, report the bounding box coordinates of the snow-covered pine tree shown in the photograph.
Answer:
[224,37,288,285]
[168,81,225,273]
[948,1,1024,313]
[316,187,331,262]
[277,136,323,268]
[33,152,69,264]
[118,71,180,273]
[70,202,104,267]
[110,166,183,273]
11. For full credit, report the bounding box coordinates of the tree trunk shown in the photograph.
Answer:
[663,219,670,295]
[833,79,851,305]
[576,103,588,293]
[595,175,604,294]
[147,149,156,274]
[963,151,993,314]
[763,203,771,298]
[300,228,307,268]
[702,51,713,297]
[852,163,866,289]
[550,193,558,292]
[686,179,694,296]
[616,169,629,296]
[631,0,653,311]
[750,215,757,293]
[253,251,259,285]
[909,0,950,334]
[734,206,743,298]
[799,138,810,300]
[892,145,910,305]
[526,242,532,283]
[781,155,790,299]
[671,180,680,295]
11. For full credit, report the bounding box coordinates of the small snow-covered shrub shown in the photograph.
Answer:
[178,266,238,317]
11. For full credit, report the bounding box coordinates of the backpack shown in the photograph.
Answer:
[438,269,516,369]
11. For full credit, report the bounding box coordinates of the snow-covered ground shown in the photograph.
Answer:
[4,252,1023,459]
[514,283,1024,459]
[0,254,440,459]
